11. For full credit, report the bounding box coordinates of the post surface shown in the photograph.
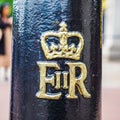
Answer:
[10,0,102,120]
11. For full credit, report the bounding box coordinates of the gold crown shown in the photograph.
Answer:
[40,21,85,60]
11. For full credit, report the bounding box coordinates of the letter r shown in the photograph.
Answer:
[66,62,91,99]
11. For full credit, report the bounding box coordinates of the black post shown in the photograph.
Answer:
[10,0,102,120]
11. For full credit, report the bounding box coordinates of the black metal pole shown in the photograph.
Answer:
[10,0,102,120]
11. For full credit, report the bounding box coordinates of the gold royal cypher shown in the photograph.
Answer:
[36,22,91,100]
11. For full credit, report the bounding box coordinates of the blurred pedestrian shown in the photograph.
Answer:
[0,3,12,82]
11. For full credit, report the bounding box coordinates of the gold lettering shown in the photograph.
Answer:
[55,71,61,89]
[66,62,91,99]
[63,71,69,89]
[36,62,62,100]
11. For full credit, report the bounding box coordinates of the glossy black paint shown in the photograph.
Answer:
[10,0,102,120]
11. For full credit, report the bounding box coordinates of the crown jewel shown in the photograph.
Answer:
[40,21,84,60]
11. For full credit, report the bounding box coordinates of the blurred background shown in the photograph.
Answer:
[0,0,120,120]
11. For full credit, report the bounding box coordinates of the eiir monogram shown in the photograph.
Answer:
[36,22,91,100]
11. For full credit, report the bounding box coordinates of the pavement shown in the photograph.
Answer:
[102,60,120,120]
[0,82,10,120]
[0,60,120,120]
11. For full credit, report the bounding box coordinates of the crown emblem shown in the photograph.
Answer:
[41,21,84,60]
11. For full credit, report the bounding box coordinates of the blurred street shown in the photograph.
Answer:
[0,81,10,120]
[0,60,120,120]
[102,60,120,120]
